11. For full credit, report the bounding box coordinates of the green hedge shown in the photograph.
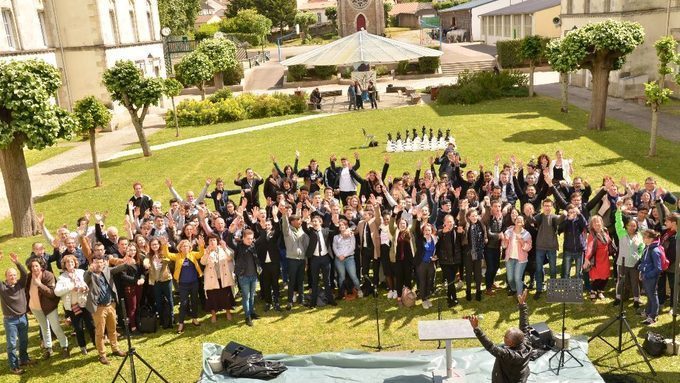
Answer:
[311,65,337,80]
[437,70,528,105]
[167,93,306,127]
[418,57,439,74]
[287,65,307,82]
[497,37,551,68]
[287,65,337,81]
[223,64,244,86]
[207,88,233,103]
[194,23,220,41]
[224,32,262,47]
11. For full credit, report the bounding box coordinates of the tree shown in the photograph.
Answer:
[158,0,200,36]
[0,60,77,237]
[103,60,164,157]
[384,3,393,28]
[325,6,337,31]
[175,51,214,100]
[196,38,238,89]
[163,78,184,138]
[226,0,257,17]
[545,37,580,112]
[257,0,296,39]
[560,20,644,130]
[645,36,678,156]
[295,11,317,42]
[221,9,273,46]
[520,36,543,97]
[73,96,111,187]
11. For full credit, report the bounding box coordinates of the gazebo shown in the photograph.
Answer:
[280,29,442,67]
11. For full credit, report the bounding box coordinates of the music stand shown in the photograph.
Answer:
[361,276,399,351]
[546,278,584,375]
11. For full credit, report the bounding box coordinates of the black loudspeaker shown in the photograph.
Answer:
[223,342,261,360]
[528,322,554,349]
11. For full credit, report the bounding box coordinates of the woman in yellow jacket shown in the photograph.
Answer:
[161,236,204,334]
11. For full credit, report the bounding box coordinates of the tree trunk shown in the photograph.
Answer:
[0,137,39,237]
[588,62,610,130]
[560,72,569,113]
[171,96,179,137]
[199,84,206,100]
[89,128,102,187]
[214,72,224,90]
[528,63,535,97]
[129,110,152,157]
[649,105,658,156]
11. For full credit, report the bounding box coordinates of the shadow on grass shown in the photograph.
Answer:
[34,186,94,204]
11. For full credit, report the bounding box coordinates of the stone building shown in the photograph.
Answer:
[0,0,165,117]
[561,0,680,99]
[337,0,385,36]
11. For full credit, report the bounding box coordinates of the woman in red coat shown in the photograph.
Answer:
[583,215,612,301]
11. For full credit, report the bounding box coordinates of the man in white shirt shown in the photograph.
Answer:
[303,213,337,308]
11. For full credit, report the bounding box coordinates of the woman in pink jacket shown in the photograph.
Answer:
[502,216,533,298]
[200,236,236,322]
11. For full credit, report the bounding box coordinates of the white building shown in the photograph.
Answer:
[297,0,337,25]
[0,0,165,118]
[439,0,534,42]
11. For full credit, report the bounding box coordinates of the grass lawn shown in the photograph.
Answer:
[23,144,74,167]
[0,97,679,382]
[133,114,309,148]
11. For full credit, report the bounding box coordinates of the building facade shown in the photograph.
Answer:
[480,0,560,44]
[561,0,680,98]
[439,0,533,41]
[0,0,165,118]
[297,0,337,25]
[388,2,437,29]
[337,0,385,36]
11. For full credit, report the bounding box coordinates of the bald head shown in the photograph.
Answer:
[504,328,525,347]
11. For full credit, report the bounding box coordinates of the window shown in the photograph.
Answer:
[129,0,139,42]
[567,0,573,14]
[146,0,154,40]
[503,15,510,37]
[523,14,532,37]
[513,14,521,38]
[317,12,322,24]
[38,11,49,46]
[110,1,120,44]
[584,0,590,13]
[2,9,18,49]
[603,0,611,12]
[452,17,456,27]
[480,17,486,37]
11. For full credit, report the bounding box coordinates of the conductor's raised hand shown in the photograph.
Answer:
[518,289,528,305]
[468,315,479,329]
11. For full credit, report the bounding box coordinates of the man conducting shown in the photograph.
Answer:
[467,290,533,383]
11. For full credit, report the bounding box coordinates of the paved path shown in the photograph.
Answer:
[109,113,336,160]
[0,111,165,220]
[535,83,680,142]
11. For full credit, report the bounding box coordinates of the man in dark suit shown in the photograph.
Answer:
[234,168,264,210]
[125,182,153,218]
[254,207,282,312]
[302,212,338,308]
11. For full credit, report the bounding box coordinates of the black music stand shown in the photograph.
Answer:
[361,276,399,351]
[546,278,584,375]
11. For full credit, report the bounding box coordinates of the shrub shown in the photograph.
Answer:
[312,65,337,80]
[375,65,390,76]
[208,88,233,103]
[418,57,439,74]
[224,32,261,47]
[497,37,551,68]
[288,65,307,81]
[223,63,244,86]
[194,23,220,41]
[396,60,409,75]
[167,93,306,126]
[341,67,352,79]
[437,70,528,105]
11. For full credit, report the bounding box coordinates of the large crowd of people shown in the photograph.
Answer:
[1,143,678,375]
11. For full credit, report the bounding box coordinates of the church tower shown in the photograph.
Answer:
[337,0,385,37]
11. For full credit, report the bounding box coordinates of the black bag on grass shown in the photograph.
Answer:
[138,304,157,333]
[643,332,665,357]
[220,342,286,380]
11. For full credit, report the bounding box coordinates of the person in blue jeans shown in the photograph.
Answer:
[533,197,564,300]
[638,230,663,325]
[332,220,361,299]
[558,204,587,279]
[0,252,33,375]
[502,216,533,298]
[228,218,262,327]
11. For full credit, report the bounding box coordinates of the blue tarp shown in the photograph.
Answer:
[200,339,604,383]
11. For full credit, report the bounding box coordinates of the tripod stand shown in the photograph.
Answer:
[588,252,656,375]
[546,278,584,375]
[361,276,400,351]
[113,298,169,383]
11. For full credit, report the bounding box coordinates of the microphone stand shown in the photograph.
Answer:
[433,279,458,349]
[361,276,399,351]
[113,298,169,383]
[588,249,655,375]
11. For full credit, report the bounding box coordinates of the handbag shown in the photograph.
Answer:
[401,287,416,307]
[643,332,666,357]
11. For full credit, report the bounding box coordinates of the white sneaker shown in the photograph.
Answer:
[358,290,364,298]
[455,280,464,290]
[422,301,428,309]
[386,290,393,299]
[391,290,398,299]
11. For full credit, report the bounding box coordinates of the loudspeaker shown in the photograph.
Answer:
[528,322,554,349]
[552,16,561,26]
[224,342,261,360]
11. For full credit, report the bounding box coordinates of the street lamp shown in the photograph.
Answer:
[277,24,300,62]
